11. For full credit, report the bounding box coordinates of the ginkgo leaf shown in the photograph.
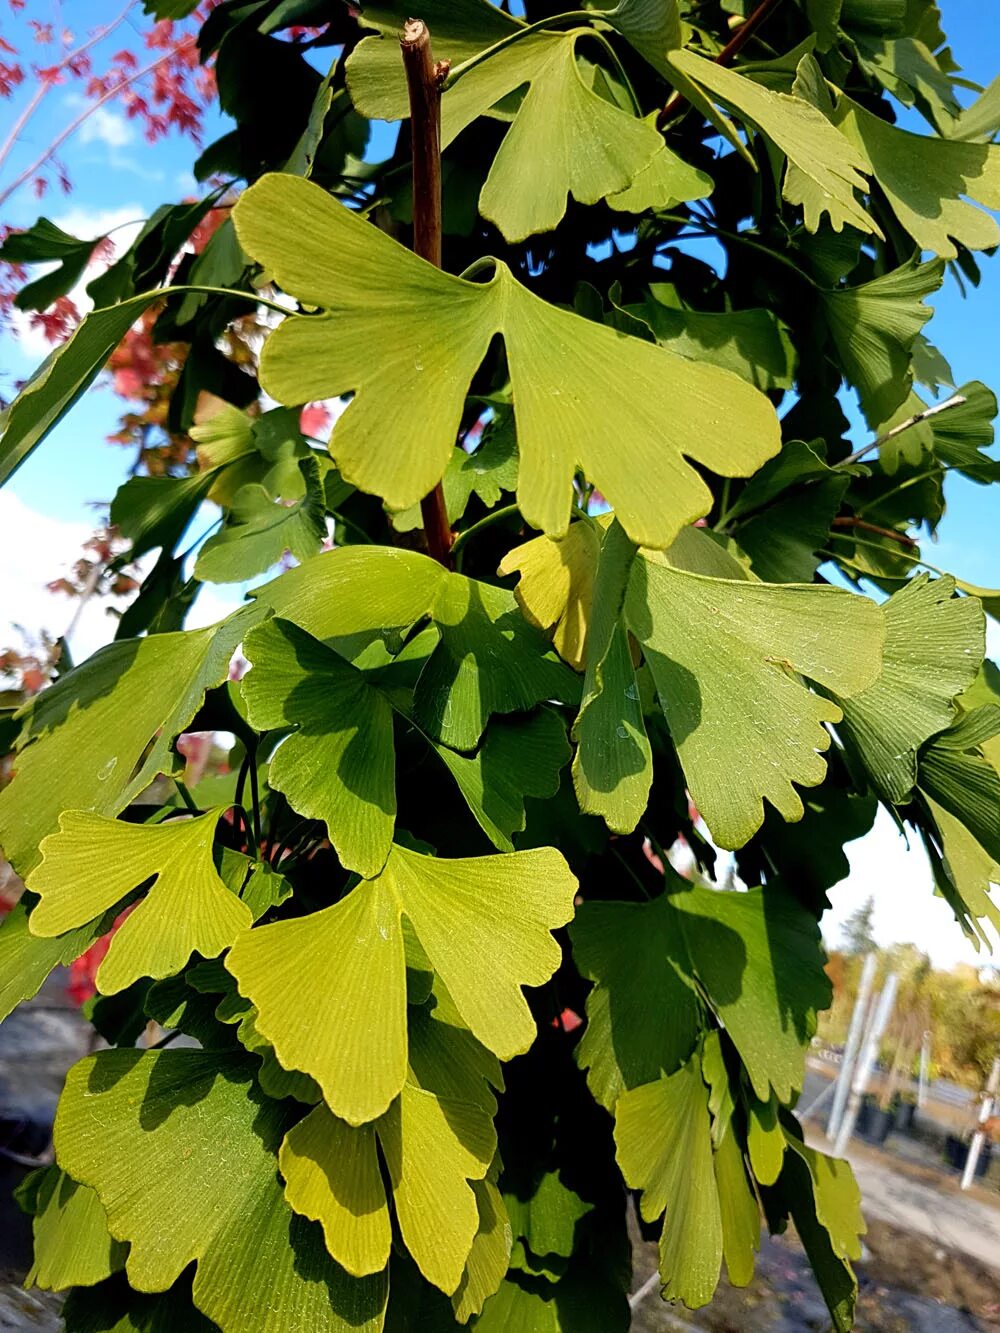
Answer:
[451,1178,512,1322]
[615,1055,723,1308]
[836,574,984,803]
[252,545,579,752]
[503,1172,594,1264]
[713,1124,760,1288]
[55,1051,387,1333]
[626,554,884,849]
[242,617,396,878]
[571,521,651,834]
[408,974,505,1115]
[61,1273,218,1333]
[28,809,253,994]
[0,609,257,876]
[924,795,1000,947]
[194,458,327,584]
[281,1084,495,1294]
[821,257,945,425]
[769,1130,864,1333]
[226,842,576,1124]
[573,883,829,1107]
[345,0,522,123]
[626,287,797,392]
[22,1168,127,1292]
[434,29,662,241]
[664,50,877,237]
[606,141,712,213]
[746,1095,785,1186]
[835,94,1000,258]
[571,897,700,1113]
[0,900,116,1023]
[430,709,570,852]
[0,292,162,486]
[499,520,601,671]
[233,173,781,550]
[919,708,1000,865]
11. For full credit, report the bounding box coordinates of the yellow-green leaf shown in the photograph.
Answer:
[28,810,252,994]
[233,173,781,551]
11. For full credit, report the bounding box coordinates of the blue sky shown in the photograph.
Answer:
[1,2,998,966]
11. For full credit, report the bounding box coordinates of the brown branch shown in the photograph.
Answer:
[400,17,453,568]
[830,517,919,548]
[657,0,783,130]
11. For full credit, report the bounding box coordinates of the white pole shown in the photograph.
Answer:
[960,1056,1000,1191]
[833,974,898,1158]
[828,953,878,1143]
[918,1029,931,1109]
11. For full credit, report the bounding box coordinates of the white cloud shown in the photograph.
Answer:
[78,105,135,150]
[0,493,246,667]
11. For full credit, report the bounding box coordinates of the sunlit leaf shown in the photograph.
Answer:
[233,173,781,550]
[54,1050,388,1332]
[28,809,252,994]
[226,842,576,1123]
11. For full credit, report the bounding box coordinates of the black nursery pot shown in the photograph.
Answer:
[894,1099,917,1133]
[865,1106,895,1145]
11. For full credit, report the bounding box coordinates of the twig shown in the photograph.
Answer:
[836,392,968,469]
[0,0,136,175]
[657,0,783,128]
[0,38,195,209]
[830,517,918,548]
[400,18,453,569]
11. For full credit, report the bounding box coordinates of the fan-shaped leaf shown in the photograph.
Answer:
[28,809,253,994]
[226,842,576,1123]
[233,173,781,550]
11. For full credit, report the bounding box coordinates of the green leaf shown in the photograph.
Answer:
[0,610,257,875]
[836,574,984,803]
[281,1082,496,1293]
[0,291,162,485]
[430,709,570,852]
[821,257,945,425]
[110,472,216,563]
[605,142,713,213]
[924,795,1000,946]
[713,1123,760,1287]
[452,1178,511,1322]
[253,545,579,752]
[232,173,781,550]
[665,50,877,237]
[62,1273,218,1333]
[504,1172,594,1264]
[571,896,700,1111]
[194,458,327,584]
[615,1055,723,1308]
[345,0,523,123]
[54,1050,388,1332]
[835,94,1000,258]
[435,30,662,241]
[571,521,650,834]
[574,883,829,1107]
[226,842,576,1123]
[28,809,253,994]
[626,554,884,849]
[23,1168,127,1291]
[242,617,395,878]
[0,218,99,312]
[0,900,114,1023]
[919,710,1000,866]
[769,1132,864,1333]
[626,287,797,391]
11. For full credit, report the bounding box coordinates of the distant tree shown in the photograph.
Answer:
[841,895,878,956]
